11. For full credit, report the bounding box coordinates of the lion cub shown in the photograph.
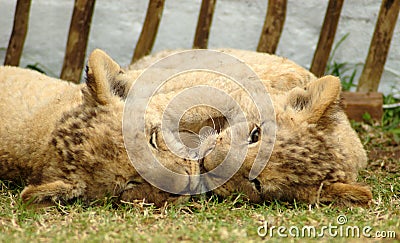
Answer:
[0,49,201,207]
[200,76,372,206]
[130,49,372,206]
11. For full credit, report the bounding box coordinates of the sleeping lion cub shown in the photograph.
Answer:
[0,49,202,207]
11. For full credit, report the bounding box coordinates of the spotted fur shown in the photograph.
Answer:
[201,77,371,206]
[130,49,371,206]
[0,50,200,207]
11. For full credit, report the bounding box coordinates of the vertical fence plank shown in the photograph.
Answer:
[193,0,217,49]
[60,0,96,83]
[310,0,344,77]
[257,0,287,54]
[357,0,400,92]
[4,0,31,66]
[131,0,165,63]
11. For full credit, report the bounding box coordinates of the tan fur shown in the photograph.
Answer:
[201,76,371,206]
[0,50,201,207]
[0,48,370,207]
[130,49,370,206]
[130,48,367,170]
[129,48,315,93]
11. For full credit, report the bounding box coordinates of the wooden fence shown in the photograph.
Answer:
[3,0,400,119]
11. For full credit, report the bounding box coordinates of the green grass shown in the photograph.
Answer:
[325,33,362,91]
[1,123,399,242]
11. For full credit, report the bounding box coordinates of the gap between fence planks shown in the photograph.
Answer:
[60,0,96,83]
[257,0,286,54]
[357,0,400,92]
[193,0,217,49]
[4,0,31,66]
[131,0,165,64]
[310,0,344,77]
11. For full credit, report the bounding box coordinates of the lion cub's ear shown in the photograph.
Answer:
[84,49,123,105]
[287,75,341,124]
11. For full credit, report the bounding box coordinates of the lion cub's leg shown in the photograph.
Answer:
[21,181,83,205]
[319,183,372,206]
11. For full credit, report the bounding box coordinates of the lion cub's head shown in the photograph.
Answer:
[21,50,202,207]
[199,76,371,206]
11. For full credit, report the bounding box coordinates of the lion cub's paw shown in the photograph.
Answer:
[21,181,83,205]
[320,183,373,207]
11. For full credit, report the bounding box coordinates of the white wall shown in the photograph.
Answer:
[0,0,399,95]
